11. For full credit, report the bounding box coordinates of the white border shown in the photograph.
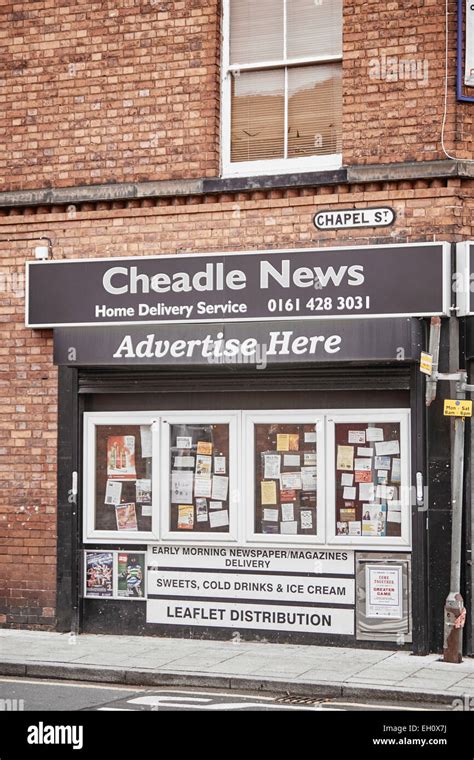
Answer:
[326,410,411,549]
[25,241,452,328]
[83,412,160,543]
[455,241,470,317]
[160,412,239,542]
[243,411,325,545]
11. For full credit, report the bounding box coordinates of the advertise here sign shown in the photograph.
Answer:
[146,546,355,635]
[27,243,450,328]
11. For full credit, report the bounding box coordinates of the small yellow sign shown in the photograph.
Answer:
[444,399,473,418]
[419,352,433,376]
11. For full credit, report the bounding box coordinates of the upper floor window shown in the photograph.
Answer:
[222,0,343,177]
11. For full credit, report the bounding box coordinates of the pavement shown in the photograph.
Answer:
[1,629,474,706]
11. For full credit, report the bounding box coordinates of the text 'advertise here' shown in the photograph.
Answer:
[26,243,450,328]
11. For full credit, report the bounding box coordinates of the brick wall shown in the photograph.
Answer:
[0,0,471,195]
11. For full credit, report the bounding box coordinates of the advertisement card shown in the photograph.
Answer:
[214,456,226,475]
[388,510,402,523]
[264,454,281,479]
[354,458,372,472]
[337,521,349,535]
[288,434,299,451]
[135,479,151,504]
[141,502,152,517]
[171,470,194,503]
[281,503,294,522]
[174,455,195,468]
[115,503,138,531]
[263,508,279,522]
[85,552,113,598]
[375,456,391,470]
[375,440,400,456]
[357,447,373,457]
[362,506,386,536]
[391,458,401,483]
[176,436,192,449]
[343,486,356,500]
[280,489,296,502]
[117,552,145,599]
[341,473,354,486]
[209,501,222,510]
[194,475,212,498]
[366,428,384,442]
[196,498,208,523]
[284,454,300,467]
[301,466,317,491]
[348,430,365,444]
[197,441,213,455]
[140,426,152,458]
[355,470,372,483]
[340,508,356,522]
[280,521,298,534]
[376,485,396,500]
[280,471,302,491]
[348,521,362,536]
[359,482,375,502]
[196,454,212,476]
[366,565,403,619]
[300,510,313,530]
[337,445,354,471]
[262,524,279,534]
[107,435,136,480]
[261,480,277,505]
[276,434,290,451]
[303,452,317,466]
[104,480,122,506]
[304,431,317,443]
[177,504,194,530]
[212,475,229,501]
[209,510,229,528]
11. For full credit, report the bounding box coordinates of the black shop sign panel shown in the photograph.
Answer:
[27,243,450,328]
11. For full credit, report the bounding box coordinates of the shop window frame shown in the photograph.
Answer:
[160,411,240,543]
[220,0,343,178]
[326,410,411,548]
[243,411,326,545]
[83,412,160,544]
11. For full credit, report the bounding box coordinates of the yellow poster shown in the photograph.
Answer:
[261,480,277,505]
[337,445,354,471]
[276,434,290,451]
[197,441,213,455]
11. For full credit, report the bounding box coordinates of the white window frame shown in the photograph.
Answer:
[221,0,343,177]
[83,412,160,544]
[160,411,240,543]
[326,410,411,548]
[244,411,325,544]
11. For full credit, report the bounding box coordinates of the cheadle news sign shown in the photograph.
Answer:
[26,243,450,328]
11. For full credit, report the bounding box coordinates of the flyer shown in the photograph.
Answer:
[212,475,229,501]
[341,473,354,486]
[366,428,384,442]
[366,565,403,619]
[391,458,401,483]
[303,452,317,466]
[209,500,222,510]
[362,506,386,537]
[376,484,396,500]
[263,508,279,522]
[340,508,356,522]
[337,522,349,535]
[280,489,296,502]
[176,436,192,449]
[355,470,372,483]
[261,480,277,505]
[209,509,229,528]
[348,430,365,444]
[104,480,122,506]
[262,524,279,534]
[140,425,152,458]
[357,447,373,457]
[281,503,294,522]
[214,456,226,475]
[342,486,356,500]
[354,458,371,472]
[115,503,138,531]
[284,454,300,467]
[359,482,375,502]
[171,470,194,503]
[375,440,400,456]
[117,552,145,599]
[85,552,113,597]
[288,434,299,451]
[301,466,317,490]
[280,521,298,534]
[196,498,208,523]
[107,435,136,480]
[300,510,313,529]
[264,454,281,479]
[336,445,354,471]
[177,504,194,530]
[141,502,152,517]
[280,471,302,490]
[375,456,391,470]
[197,441,213,455]
[304,431,317,443]
[196,454,212,476]
[135,479,151,504]
[349,521,361,536]
[194,475,212,498]
[276,434,290,451]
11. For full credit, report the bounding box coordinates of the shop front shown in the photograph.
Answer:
[27,242,450,650]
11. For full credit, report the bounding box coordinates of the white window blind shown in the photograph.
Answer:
[227,0,343,167]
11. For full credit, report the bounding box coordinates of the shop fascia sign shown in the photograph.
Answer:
[26,242,451,328]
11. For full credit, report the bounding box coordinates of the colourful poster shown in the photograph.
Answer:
[107,435,136,480]
[117,552,145,599]
[85,552,113,597]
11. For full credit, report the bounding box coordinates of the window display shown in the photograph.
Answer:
[254,422,318,536]
[334,421,403,539]
[169,423,230,533]
[92,422,154,535]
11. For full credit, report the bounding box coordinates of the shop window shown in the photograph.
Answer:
[161,414,239,541]
[222,0,343,177]
[244,413,324,543]
[327,412,411,547]
[83,414,159,542]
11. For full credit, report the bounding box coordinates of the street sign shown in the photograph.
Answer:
[444,399,473,417]
[314,207,396,231]
[420,351,433,376]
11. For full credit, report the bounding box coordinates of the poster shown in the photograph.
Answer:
[348,430,365,444]
[264,454,281,479]
[107,435,136,480]
[366,565,403,619]
[196,454,212,476]
[261,480,277,505]
[209,510,229,528]
[176,436,192,449]
[115,503,138,531]
[194,475,212,498]
[178,504,194,529]
[85,552,113,598]
[212,475,229,501]
[136,479,151,504]
[197,441,213,455]
[337,445,354,471]
[140,425,152,458]
[196,498,208,522]
[280,472,302,490]
[171,470,193,503]
[117,552,145,599]
[214,456,226,474]
[104,480,122,506]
